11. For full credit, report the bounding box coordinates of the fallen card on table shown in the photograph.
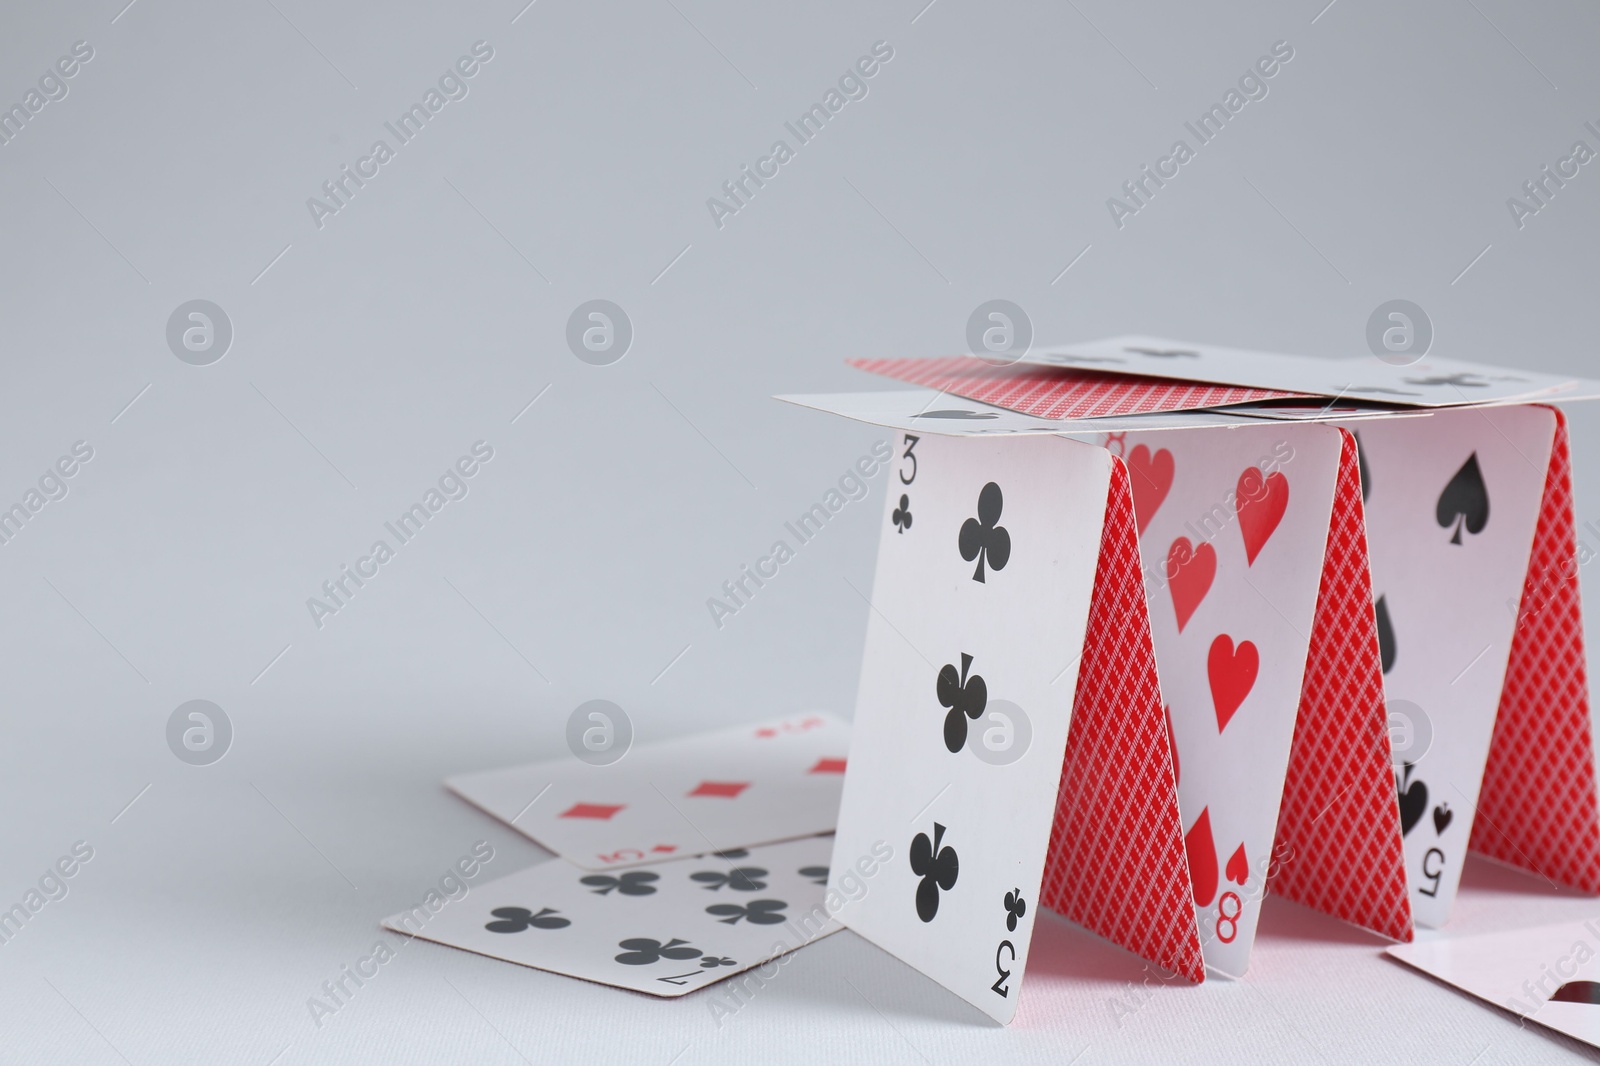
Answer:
[1388,917,1600,1051]
[447,713,849,870]
[383,835,846,997]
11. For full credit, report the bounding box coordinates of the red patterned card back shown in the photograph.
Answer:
[1040,457,1205,982]
[848,356,1301,420]
[1270,430,1413,941]
[1469,407,1600,891]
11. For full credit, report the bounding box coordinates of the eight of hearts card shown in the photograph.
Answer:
[1092,421,1351,977]
[447,714,849,870]
[383,835,861,997]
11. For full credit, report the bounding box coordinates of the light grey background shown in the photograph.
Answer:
[2,0,1599,1062]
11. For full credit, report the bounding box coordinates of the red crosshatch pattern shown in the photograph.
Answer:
[1270,431,1413,942]
[1040,457,1205,983]
[560,803,625,820]
[1470,408,1600,892]
[848,356,1301,420]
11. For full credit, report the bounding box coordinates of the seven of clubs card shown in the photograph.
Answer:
[384,835,842,996]
[1341,406,1556,927]
[830,431,1112,1022]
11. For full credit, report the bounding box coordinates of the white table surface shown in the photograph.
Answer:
[5,0,1600,1060]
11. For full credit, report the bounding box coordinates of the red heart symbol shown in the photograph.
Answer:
[1166,537,1216,633]
[1236,467,1289,566]
[1128,445,1174,535]
[1225,843,1248,886]
[1208,634,1258,733]
[1184,807,1219,908]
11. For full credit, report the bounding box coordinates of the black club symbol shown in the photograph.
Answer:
[713,849,749,860]
[700,956,737,968]
[958,482,1010,582]
[580,871,659,896]
[614,937,702,965]
[707,899,789,925]
[1004,889,1027,932]
[892,495,913,533]
[937,653,987,754]
[485,907,571,933]
[910,823,959,922]
[798,865,829,885]
[691,866,768,891]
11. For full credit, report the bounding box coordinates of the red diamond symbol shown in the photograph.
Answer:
[688,780,750,798]
[809,757,847,774]
[651,844,677,854]
[754,727,778,738]
[560,802,625,820]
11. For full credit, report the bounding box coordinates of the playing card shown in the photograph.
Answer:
[829,430,1112,1023]
[1470,411,1600,894]
[447,714,849,870]
[1038,455,1205,983]
[1388,917,1600,1051]
[1097,422,1346,975]
[1343,406,1558,927]
[383,835,845,997]
[1017,335,1600,408]
[776,389,1376,438]
[1267,430,1414,945]
[844,356,1304,419]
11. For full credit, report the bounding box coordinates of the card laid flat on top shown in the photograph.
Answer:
[773,388,1398,438]
[384,835,845,997]
[447,714,848,870]
[1389,917,1600,1052]
[843,356,1305,420]
[1016,334,1600,408]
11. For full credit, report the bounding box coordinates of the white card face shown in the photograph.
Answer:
[778,389,1353,438]
[1341,407,1556,927]
[446,714,849,870]
[1021,335,1592,408]
[1102,423,1343,976]
[383,836,844,997]
[830,431,1111,1023]
[1389,918,1600,1050]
